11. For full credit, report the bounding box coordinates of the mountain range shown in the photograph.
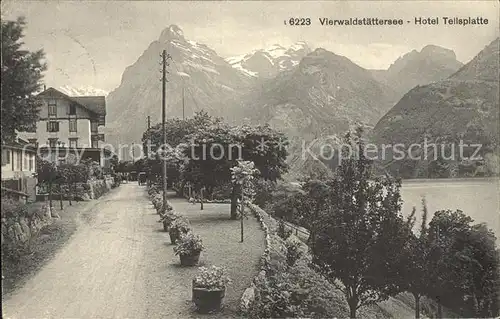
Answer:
[58,85,109,97]
[373,38,499,177]
[370,45,464,99]
[225,42,311,78]
[102,24,497,177]
[105,25,253,145]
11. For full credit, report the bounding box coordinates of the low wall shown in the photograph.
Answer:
[87,178,113,200]
[239,204,312,314]
[36,177,116,201]
[1,203,53,248]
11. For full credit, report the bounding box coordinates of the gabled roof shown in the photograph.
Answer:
[38,87,106,116]
[72,96,106,116]
[2,136,37,152]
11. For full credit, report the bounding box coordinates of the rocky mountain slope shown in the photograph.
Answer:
[235,48,399,141]
[226,42,311,78]
[105,25,254,145]
[371,45,463,99]
[373,38,499,178]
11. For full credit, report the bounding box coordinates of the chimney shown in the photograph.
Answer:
[44,85,46,91]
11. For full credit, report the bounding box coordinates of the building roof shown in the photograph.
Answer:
[2,137,37,152]
[72,96,106,116]
[38,87,106,117]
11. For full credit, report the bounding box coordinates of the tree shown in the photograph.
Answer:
[229,124,288,218]
[428,156,449,178]
[142,111,221,192]
[36,159,60,209]
[142,110,221,157]
[299,179,332,249]
[110,155,119,172]
[310,128,411,318]
[181,121,235,210]
[400,198,430,319]
[58,163,89,205]
[231,160,259,242]
[1,16,46,142]
[426,209,500,318]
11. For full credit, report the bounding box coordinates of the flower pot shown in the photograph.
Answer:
[179,252,201,266]
[192,281,226,314]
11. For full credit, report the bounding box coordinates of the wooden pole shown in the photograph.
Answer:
[162,50,168,211]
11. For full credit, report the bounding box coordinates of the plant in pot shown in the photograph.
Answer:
[169,216,190,244]
[159,210,180,232]
[192,266,231,314]
[174,232,204,266]
[159,206,180,231]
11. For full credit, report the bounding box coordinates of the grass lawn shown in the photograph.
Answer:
[162,193,266,318]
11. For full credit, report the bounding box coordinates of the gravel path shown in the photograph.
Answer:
[2,185,265,319]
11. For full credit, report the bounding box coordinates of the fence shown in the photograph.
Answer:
[1,176,36,202]
[282,220,310,243]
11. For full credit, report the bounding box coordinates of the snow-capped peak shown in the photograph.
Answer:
[58,85,108,97]
[169,25,184,38]
[159,24,185,42]
[225,41,311,78]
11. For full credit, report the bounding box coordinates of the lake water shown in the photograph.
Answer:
[401,178,500,242]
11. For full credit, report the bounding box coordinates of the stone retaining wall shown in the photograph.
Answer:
[239,204,310,314]
[1,204,54,247]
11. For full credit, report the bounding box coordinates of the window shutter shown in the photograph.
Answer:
[46,121,50,131]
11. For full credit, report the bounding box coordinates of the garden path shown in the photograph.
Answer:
[2,184,265,319]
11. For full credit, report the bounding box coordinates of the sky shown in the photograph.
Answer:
[2,1,499,93]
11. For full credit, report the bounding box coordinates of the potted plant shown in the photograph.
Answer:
[169,216,190,244]
[174,232,205,266]
[192,266,231,313]
[160,210,179,231]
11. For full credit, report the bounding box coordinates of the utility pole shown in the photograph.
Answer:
[182,86,185,120]
[132,143,135,163]
[161,50,170,209]
[147,115,151,129]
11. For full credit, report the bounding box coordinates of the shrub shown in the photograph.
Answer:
[248,224,348,319]
[253,178,276,208]
[211,183,233,200]
[249,258,349,318]
[285,240,303,267]
[277,219,292,240]
[267,183,305,224]
[193,266,231,290]
[1,198,28,220]
[174,232,204,256]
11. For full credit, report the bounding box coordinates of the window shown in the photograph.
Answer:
[92,140,99,148]
[69,119,77,132]
[48,138,58,148]
[47,121,59,132]
[91,121,98,133]
[1,149,10,165]
[48,99,57,116]
[17,151,22,171]
[69,138,78,148]
[69,103,77,115]
[29,154,34,171]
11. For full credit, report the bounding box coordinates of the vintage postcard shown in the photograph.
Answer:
[1,1,499,318]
